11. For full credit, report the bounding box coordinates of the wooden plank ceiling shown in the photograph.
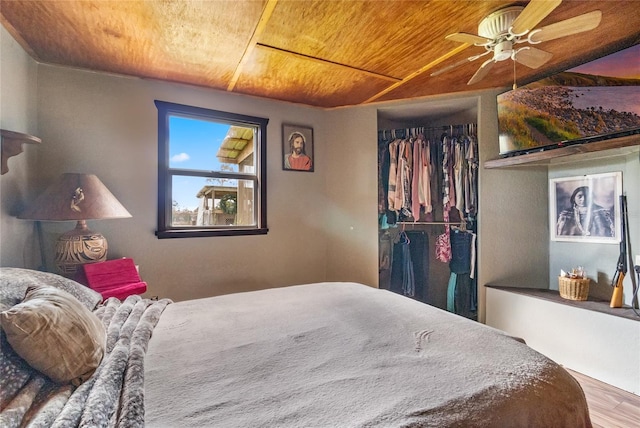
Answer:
[1,0,639,108]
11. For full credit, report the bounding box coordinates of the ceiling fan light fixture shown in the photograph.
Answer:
[494,40,514,61]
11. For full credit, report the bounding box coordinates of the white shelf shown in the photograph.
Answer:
[484,134,639,168]
[1,129,41,175]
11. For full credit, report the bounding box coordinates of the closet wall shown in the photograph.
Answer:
[377,101,478,319]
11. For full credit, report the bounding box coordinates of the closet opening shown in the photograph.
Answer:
[377,100,479,321]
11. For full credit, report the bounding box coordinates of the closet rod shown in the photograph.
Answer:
[378,123,476,140]
[397,221,464,225]
[379,123,474,133]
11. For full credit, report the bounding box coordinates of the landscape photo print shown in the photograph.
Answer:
[498,44,640,154]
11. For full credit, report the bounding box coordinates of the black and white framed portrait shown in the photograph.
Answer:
[550,172,622,243]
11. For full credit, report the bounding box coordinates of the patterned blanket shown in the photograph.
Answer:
[1,295,171,428]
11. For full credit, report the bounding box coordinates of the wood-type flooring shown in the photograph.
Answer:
[568,369,640,428]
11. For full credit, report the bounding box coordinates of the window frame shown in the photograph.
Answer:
[155,100,268,238]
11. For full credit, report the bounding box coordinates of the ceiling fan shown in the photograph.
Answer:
[431,0,602,86]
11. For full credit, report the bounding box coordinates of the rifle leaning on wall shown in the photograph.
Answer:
[610,195,627,308]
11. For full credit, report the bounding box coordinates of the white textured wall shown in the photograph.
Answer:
[323,107,379,286]
[0,26,40,268]
[476,92,550,321]
[29,65,330,301]
[487,287,640,394]
[478,96,549,293]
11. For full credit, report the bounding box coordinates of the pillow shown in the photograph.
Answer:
[0,285,106,385]
[0,268,102,311]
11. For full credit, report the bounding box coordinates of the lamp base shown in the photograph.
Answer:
[55,220,108,275]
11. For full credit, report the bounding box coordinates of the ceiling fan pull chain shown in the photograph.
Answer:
[513,60,517,90]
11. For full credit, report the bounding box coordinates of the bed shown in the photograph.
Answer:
[1,268,592,427]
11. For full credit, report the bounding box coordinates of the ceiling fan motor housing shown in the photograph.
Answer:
[478,6,524,39]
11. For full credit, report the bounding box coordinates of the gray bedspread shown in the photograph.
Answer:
[145,282,592,427]
[1,294,171,428]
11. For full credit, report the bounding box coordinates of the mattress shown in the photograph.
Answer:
[145,282,591,427]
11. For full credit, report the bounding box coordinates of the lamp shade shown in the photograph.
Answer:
[19,173,131,221]
[19,173,131,276]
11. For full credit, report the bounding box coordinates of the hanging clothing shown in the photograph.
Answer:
[441,135,451,208]
[449,229,472,274]
[378,141,389,214]
[396,141,413,218]
[447,272,474,318]
[435,208,452,263]
[401,242,415,297]
[379,133,478,225]
[447,272,457,313]
[411,137,422,220]
[469,232,477,279]
[389,230,429,302]
[387,139,399,212]
[391,231,415,298]
[378,124,478,319]
[447,229,476,318]
[466,135,479,216]
[379,230,393,291]
[407,230,429,302]
[437,134,454,264]
[419,138,433,216]
[454,138,466,214]
[378,125,478,223]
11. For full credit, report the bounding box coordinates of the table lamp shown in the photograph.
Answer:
[19,173,131,275]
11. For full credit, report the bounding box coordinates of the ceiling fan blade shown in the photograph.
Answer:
[430,50,491,77]
[446,32,492,45]
[510,0,562,36]
[514,46,553,68]
[467,59,496,85]
[528,10,602,43]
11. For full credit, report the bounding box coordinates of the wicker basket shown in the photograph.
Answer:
[558,276,590,301]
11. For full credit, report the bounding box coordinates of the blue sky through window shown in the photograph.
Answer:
[169,116,231,209]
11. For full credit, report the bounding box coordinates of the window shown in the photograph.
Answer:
[155,101,268,238]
